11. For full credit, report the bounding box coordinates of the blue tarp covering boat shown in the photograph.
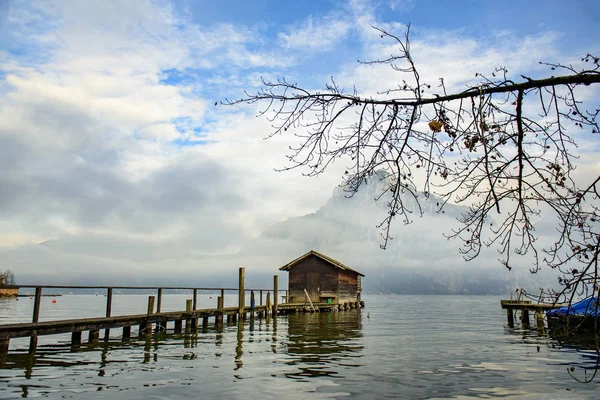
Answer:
[547,296,600,317]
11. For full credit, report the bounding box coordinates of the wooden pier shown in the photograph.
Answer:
[500,299,565,330]
[0,268,364,357]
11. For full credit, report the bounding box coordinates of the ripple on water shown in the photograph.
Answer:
[0,295,600,399]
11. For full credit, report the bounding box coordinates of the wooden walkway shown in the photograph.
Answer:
[500,300,566,329]
[0,268,365,356]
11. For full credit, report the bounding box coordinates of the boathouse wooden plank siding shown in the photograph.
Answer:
[280,250,364,305]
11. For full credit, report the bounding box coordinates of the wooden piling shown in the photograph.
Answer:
[250,290,255,320]
[145,296,155,334]
[217,296,223,325]
[71,331,82,345]
[186,299,194,330]
[535,311,545,331]
[273,275,278,316]
[0,338,9,355]
[193,288,198,311]
[122,326,131,339]
[89,329,100,343]
[202,316,209,329]
[106,288,113,317]
[157,288,163,313]
[239,267,245,319]
[174,320,183,333]
[266,291,271,314]
[104,288,113,340]
[32,287,42,323]
[521,310,530,329]
[147,296,156,315]
[507,309,514,328]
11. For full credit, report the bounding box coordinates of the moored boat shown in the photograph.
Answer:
[546,296,600,334]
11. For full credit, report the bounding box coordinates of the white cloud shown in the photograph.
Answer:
[278,15,351,52]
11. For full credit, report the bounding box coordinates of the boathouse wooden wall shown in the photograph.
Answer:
[287,254,360,305]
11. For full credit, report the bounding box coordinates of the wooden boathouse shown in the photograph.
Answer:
[279,250,364,307]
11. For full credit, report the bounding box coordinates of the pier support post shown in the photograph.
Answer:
[156,288,167,332]
[193,289,198,311]
[28,287,42,354]
[186,299,195,330]
[506,309,514,328]
[202,316,209,329]
[535,311,545,332]
[0,338,9,356]
[216,296,223,326]
[89,329,100,343]
[104,287,113,340]
[250,290,255,321]
[239,267,245,319]
[521,310,530,329]
[122,326,131,339]
[145,296,155,334]
[71,331,82,346]
[174,320,183,333]
[157,288,163,313]
[273,275,278,316]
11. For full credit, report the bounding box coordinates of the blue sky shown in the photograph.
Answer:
[0,0,598,281]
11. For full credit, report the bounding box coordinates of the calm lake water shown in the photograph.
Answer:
[0,294,599,399]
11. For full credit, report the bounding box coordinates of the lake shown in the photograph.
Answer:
[0,294,598,399]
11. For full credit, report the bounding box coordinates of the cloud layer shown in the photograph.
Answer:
[0,0,596,285]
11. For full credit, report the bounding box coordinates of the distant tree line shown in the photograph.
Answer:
[0,269,15,286]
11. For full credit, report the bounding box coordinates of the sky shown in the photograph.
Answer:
[0,0,599,284]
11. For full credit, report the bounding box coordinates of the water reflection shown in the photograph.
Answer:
[284,309,364,379]
[504,319,600,383]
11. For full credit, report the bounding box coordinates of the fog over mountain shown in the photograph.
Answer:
[1,173,559,294]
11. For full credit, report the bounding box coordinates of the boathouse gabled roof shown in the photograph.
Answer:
[279,250,365,277]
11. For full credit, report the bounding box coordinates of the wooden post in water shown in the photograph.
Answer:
[174,320,183,334]
[156,288,166,332]
[535,310,545,332]
[521,310,530,329]
[106,288,113,317]
[104,287,113,340]
[157,288,163,313]
[193,289,198,311]
[71,331,82,346]
[186,299,194,330]
[145,296,155,334]
[238,267,246,319]
[506,308,514,328]
[266,292,271,316]
[32,287,42,323]
[89,329,100,343]
[0,338,9,356]
[258,290,264,317]
[273,275,278,316]
[29,286,43,353]
[217,296,224,325]
[123,326,131,339]
[250,290,255,321]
